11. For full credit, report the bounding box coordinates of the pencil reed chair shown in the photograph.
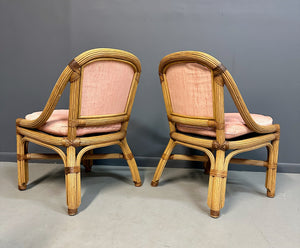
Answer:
[151,51,280,218]
[16,48,142,215]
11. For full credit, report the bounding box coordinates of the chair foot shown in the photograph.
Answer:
[210,210,220,218]
[68,208,78,216]
[151,180,159,187]
[18,184,27,191]
[267,190,275,198]
[134,181,142,187]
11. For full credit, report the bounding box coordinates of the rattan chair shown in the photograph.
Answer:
[16,48,142,215]
[151,51,280,218]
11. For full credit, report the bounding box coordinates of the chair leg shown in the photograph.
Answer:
[82,149,93,172]
[17,133,29,190]
[204,148,214,175]
[266,138,279,197]
[119,138,142,187]
[151,139,175,187]
[203,156,211,175]
[65,146,81,216]
[207,150,227,218]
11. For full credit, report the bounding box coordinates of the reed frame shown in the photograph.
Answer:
[151,51,280,218]
[16,48,142,216]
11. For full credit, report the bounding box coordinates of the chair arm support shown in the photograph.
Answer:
[222,70,280,134]
[16,66,72,129]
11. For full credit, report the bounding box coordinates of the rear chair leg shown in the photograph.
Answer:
[17,133,28,190]
[120,138,142,187]
[82,150,93,172]
[151,139,175,187]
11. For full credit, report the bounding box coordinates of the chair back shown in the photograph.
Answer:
[80,59,135,117]
[165,62,214,118]
[67,49,141,131]
[159,51,226,130]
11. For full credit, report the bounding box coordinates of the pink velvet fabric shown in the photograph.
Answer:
[166,62,214,118]
[176,113,273,139]
[80,60,134,117]
[25,110,121,136]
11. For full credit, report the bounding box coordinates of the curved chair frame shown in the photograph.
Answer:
[151,51,280,218]
[16,48,142,215]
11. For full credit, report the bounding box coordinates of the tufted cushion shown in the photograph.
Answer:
[25,109,121,136]
[176,113,273,139]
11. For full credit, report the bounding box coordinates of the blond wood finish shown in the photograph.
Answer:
[152,51,280,218]
[16,48,142,215]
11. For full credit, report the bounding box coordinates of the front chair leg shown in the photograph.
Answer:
[65,146,81,216]
[207,150,227,218]
[151,138,176,187]
[119,138,142,187]
[266,138,279,197]
[17,133,29,190]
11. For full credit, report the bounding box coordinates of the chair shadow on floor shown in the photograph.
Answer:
[6,163,144,214]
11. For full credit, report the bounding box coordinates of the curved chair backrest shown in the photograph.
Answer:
[164,61,214,119]
[71,49,141,121]
[159,51,278,135]
[159,51,225,131]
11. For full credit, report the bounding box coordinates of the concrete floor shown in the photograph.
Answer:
[0,162,299,248]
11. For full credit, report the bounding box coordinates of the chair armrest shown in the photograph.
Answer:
[16,66,72,129]
[223,70,280,134]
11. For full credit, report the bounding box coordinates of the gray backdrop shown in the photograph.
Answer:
[1,0,299,171]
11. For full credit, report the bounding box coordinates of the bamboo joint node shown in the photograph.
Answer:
[212,141,229,151]
[210,169,227,178]
[65,166,81,175]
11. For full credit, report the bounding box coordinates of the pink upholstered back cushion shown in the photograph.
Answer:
[25,110,121,136]
[166,62,214,118]
[177,113,273,139]
[80,60,134,117]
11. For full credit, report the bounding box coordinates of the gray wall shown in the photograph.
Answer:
[1,0,299,169]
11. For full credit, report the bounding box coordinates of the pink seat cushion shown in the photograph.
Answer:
[25,109,121,136]
[176,113,273,139]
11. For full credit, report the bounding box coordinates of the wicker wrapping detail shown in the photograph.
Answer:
[17,154,27,161]
[161,153,169,160]
[213,63,227,77]
[68,59,81,83]
[267,164,277,170]
[63,138,81,147]
[212,141,229,151]
[215,122,225,130]
[65,166,81,175]
[123,152,134,160]
[210,169,227,178]
[68,120,78,128]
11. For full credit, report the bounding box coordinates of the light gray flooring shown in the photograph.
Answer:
[0,161,299,248]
